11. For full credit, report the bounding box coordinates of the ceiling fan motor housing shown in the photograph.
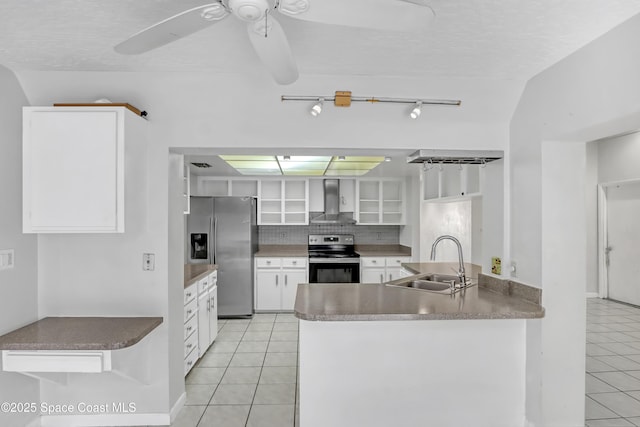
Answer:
[229,0,270,22]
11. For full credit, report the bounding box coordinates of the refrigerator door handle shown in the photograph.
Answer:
[212,217,218,265]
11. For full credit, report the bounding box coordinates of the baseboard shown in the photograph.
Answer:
[170,392,186,423]
[586,292,600,298]
[40,413,170,426]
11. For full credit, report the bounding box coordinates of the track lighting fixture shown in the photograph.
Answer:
[284,91,460,118]
[410,101,422,119]
[310,98,324,117]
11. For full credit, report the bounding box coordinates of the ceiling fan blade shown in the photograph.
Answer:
[115,3,229,54]
[277,0,434,33]
[246,16,299,85]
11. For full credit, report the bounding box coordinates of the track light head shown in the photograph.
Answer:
[310,98,324,117]
[410,101,422,119]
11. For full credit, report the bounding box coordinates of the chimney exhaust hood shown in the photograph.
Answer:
[407,149,504,165]
[309,179,356,225]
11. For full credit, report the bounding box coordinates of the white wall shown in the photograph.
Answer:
[421,199,473,263]
[168,152,187,414]
[598,131,640,183]
[510,12,640,426]
[0,65,40,427]
[585,142,599,295]
[35,113,173,420]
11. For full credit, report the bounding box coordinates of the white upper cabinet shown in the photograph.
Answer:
[22,106,146,233]
[355,178,406,225]
[423,164,481,201]
[258,179,308,225]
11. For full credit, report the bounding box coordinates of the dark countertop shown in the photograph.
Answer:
[184,264,217,288]
[254,245,308,257]
[355,244,412,257]
[294,262,544,321]
[0,317,163,351]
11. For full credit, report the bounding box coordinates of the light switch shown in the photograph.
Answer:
[0,249,15,270]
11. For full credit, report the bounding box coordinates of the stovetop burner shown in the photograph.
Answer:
[308,234,359,259]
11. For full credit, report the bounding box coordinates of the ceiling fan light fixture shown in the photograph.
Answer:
[200,4,227,21]
[229,0,269,22]
[278,0,310,15]
[310,98,324,117]
[410,101,422,119]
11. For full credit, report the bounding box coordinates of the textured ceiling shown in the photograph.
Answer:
[1,0,639,80]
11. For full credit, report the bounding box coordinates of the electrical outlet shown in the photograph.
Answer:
[143,253,155,271]
[510,261,517,278]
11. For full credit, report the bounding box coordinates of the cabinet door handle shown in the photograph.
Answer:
[292,260,297,265]
[389,274,393,281]
[187,343,192,349]
[267,260,271,265]
[186,292,192,298]
[187,309,192,316]
[380,274,383,283]
[187,361,193,367]
[285,275,288,286]
[276,275,279,286]
[207,299,210,312]
[210,296,215,307]
[187,326,192,332]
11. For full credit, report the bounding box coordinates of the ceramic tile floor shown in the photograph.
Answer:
[586,298,640,427]
[172,313,299,427]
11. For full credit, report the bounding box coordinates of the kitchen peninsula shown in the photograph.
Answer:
[294,263,544,427]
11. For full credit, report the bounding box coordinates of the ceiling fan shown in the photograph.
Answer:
[114,0,435,85]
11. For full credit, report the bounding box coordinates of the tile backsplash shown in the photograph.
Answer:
[259,224,400,245]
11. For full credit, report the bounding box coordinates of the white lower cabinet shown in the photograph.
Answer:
[183,283,198,376]
[255,257,308,311]
[361,256,412,283]
[198,271,218,357]
[184,270,219,376]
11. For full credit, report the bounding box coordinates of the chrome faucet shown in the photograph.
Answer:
[430,235,467,288]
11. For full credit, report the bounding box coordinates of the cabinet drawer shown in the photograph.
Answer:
[184,346,198,376]
[184,329,199,358]
[282,258,307,268]
[184,283,197,305]
[256,258,281,268]
[198,276,209,295]
[386,257,412,267]
[184,298,197,323]
[184,314,198,340]
[361,257,386,267]
[209,270,218,285]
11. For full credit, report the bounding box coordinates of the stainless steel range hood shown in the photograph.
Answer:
[309,179,357,225]
[407,149,504,164]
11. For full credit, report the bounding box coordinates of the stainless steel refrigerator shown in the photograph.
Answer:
[186,196,258,318]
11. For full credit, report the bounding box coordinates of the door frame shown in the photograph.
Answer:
[597,178,640,298]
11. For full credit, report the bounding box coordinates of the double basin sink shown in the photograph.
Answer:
[384,273,474,294]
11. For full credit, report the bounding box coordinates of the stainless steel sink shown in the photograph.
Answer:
[402,280,452,293]
[420,273,461,284]
[384,272,473,294]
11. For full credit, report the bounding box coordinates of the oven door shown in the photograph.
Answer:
[308,259,360,283]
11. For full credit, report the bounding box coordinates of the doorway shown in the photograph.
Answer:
[599,179,640,305]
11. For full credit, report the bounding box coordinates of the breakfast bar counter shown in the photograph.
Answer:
[0,317,163,351]
[295,263,544,427]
